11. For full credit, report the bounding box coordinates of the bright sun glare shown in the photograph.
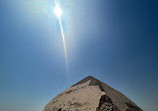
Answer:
[54,2,62,18]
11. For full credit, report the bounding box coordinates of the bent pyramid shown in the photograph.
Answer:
[43,76,143,111]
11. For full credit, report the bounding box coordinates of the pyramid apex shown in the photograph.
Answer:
[84,75,96,79]
[72,75,99,87]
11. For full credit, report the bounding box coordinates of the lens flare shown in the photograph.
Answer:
[54,1,68,75]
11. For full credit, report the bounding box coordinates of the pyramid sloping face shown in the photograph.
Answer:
[44,76,143,111]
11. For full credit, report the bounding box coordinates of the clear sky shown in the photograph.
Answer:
[0,0,158,111]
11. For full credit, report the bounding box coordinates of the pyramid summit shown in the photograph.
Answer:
[44,76,143,111]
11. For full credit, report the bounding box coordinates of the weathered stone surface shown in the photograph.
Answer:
[43,76,143,111]
[96,95,120,111]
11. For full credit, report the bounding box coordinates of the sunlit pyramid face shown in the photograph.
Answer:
[54,3,62,18]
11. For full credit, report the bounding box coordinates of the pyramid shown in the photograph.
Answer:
[43,76,143,111]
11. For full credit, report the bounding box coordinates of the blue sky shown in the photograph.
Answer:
[0,0,158,111]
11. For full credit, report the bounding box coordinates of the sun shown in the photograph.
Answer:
[54,2,62,18]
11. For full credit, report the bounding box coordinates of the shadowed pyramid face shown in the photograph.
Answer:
[96,95,120,111]
[43,76,143,111]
